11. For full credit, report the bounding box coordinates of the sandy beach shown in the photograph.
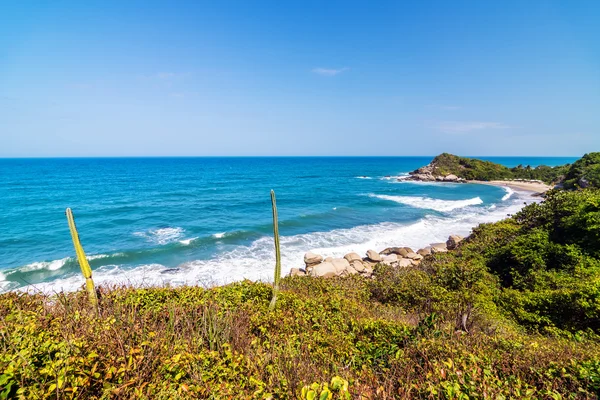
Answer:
[470,180,553,193]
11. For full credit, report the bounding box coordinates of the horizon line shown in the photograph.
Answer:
[0,154,584,160]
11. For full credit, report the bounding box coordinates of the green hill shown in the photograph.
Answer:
[410,153,570,184]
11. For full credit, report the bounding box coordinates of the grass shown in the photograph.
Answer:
[2,274,600,398]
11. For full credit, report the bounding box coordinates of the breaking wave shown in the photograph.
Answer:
[369,194,483,212]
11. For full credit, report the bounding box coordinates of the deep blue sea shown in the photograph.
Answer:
[0,156,577,293]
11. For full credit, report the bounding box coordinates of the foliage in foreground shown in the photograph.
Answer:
[2,189,600,398]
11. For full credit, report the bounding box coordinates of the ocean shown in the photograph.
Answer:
[0,156,578,293]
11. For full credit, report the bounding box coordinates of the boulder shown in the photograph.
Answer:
[444,174,459,182]
[346,264,359,275]
[351,260,366,272]
[417,247,431,256]
[363,265,374,276]
[382,254,399,263]
[446,235,464,250]
[362,259,378,268]
[310,262,337,278]
[398,258,412,267]
[405,252,422,260]
[380,247,401,255]
[331,258,351,274]
[304,251,323,267]
[289,268,306,277]
[344,252,362,263]
[431,243,448,253]
[366,249,382,262]
[324,257,333,262]
[410,259,421,266]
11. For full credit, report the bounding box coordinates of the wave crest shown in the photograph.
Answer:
[369,194,483,212]
[134,227,184,245]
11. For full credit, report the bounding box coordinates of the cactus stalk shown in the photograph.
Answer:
[269,190,281,310]
[66,208,98,310]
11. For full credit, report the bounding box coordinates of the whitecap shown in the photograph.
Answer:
[355,176,372,179]
[213,232,226,239]
[134,227,184,245]
[19,257,70,272]
[179,237,198,245]
[369,194,483,212]
[501,187,515,201]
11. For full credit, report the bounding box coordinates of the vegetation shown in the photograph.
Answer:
[269,190,281,310]
[563,152,600,189]
[65,208,98,311]
[2,187,600,398]
[416,153,573,184]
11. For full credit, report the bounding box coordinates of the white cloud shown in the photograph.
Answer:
[436,121,511,133]
[311,67,349,76]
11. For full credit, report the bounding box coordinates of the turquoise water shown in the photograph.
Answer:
[0,156,577,292]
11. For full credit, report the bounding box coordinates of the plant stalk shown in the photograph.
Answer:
[269,190,281,310]
[66,208,99,311]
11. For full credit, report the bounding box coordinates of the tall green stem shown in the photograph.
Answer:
[269,190,281,310]
[66,208,98,311]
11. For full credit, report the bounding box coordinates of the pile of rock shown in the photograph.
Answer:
[289,234,464,278]
[408,173,464,183]
[290,235,463,278]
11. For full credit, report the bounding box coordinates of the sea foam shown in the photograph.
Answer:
[369,194,483,212]
[134,227,184,245]
[501,187,515,201]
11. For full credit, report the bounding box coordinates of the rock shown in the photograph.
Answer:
[417,247,431,256]
[363,265,374,276]
[444,174,459,182]
[405,252,422,260]
[324,257,333,262]
[366,249,382,262]
[380,247,400,255]
[304,251,323,267]
[351,260,366,272]
[331,258,351,275]
[289,268,306,277]
[410,259,421,266]
[310,262,337,278]
[382,254,398,262]
[431,243,448,253]
[398,258,412,267]
[578,177,590,188]
[344,252,362,263]
[362,258,377,266]
[346,264,359,275]
[446,235,464,250]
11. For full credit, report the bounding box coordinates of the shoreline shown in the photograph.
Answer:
[469,180,552,194]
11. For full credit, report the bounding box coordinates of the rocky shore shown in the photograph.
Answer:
[289,234,463,278]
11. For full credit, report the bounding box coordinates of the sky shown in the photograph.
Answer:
[1,0,599,157]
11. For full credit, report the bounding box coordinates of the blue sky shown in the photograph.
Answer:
[1,0,599,157]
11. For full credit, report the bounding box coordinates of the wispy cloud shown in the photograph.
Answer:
[435,121,512,133]
[311,67,349,77]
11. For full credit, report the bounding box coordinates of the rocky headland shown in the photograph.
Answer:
[403,153,557,193]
